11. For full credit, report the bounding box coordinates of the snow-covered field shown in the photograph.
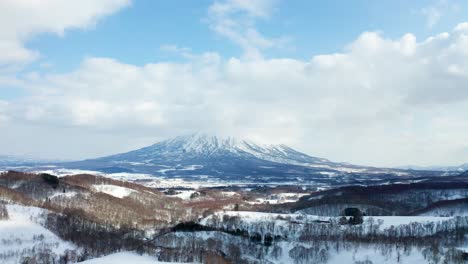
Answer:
[207,211,453,228]
[96,172,212,189]
[418,204,468,217]
[158,164,203,174]
[323,244,429,264]
[250,192,309,204]
[369,216,453,229]
[172,190,197,200]
[35,169,227,189]
[262,240,431,264]
[80,252,187,264]
[93,184,136,198]
[35,168,104,177]
[202,211,456,238]
[22,168,323,188]
[171,230,445,264]
[50,191,78,199]
[0,204,77,264]
[205,211,324,223]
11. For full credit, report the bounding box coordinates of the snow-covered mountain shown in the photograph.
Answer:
[398,163,468,172]
[0,155,53,166]
[58,133,444,184]
[0,155,30,165]
[101,133,331,166]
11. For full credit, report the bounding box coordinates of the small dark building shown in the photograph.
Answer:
[462,252,468,261]
[344,208,360,216]
[343,207,363,225]
[41,173,59,189]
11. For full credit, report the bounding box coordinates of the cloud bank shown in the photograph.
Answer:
[1,0,468,167]
[0,0,130,67]
[1,22,468,166]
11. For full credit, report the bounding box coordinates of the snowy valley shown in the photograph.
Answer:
[1,135,468,263]
[0,166,467,263]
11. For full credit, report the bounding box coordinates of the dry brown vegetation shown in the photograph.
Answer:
[0,170,253,262]
[0,171,247,229]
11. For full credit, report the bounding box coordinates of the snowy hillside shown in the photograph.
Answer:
[0,170,467,263]
[96,133,333,165]
[0,204,78,264]
[201,211,454,239]
[80,252,184,264]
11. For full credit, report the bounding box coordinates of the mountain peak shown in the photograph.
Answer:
[162,133,277,155]
[93,132,332,168]
[134,133,330,166]
[62,133,431,180]
[168,133,242,152]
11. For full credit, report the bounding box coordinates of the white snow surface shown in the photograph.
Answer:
[93,184,136,198]
[204,211,454,234]
[80,251,188,264]
[49,191,78,199]
[368,216,453,229]
[158,164,203,174]
[251,192,308,204]
[263,240,431,264]
[212,211,451,226]
[418,204,468,216]
[325,244,429,264]
[36,168,103,177]
[0,204,77,264]
[458,246,468,253]
[163,133,329,166]
[220,191,240,197]
[173,190,197,200]
[97,172,226,189]
[202,211,324,226]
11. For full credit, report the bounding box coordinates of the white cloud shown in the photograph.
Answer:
[0,0,131,67]
[3,23,468,166]
[421,0,460,29]
[207,0,286,59]
[421,5,443,28]
[0,100,9,123]
[209,0,276,19]
[454,22,468,31]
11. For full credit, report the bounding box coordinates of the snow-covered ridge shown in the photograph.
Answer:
[179,133,327,163]
[0,204,77,264]
[124,133,331,166]
[98,133,404,175]
[28,132,443,182]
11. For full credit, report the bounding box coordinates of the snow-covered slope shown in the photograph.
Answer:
[56,133,442,184]
[201,211,453,237]
[417,203,468,217]
[98,133,331,166]
[0,204,77,264]
[80,252,185,264]
[93,184,136,198]
[194,211,462,264]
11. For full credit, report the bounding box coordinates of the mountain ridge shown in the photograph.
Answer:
[50,133,447,185]
[1,133,455,185]
[104,133,332,165]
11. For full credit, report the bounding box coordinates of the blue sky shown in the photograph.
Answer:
[24,0,468,72]
[1,0,468,166]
